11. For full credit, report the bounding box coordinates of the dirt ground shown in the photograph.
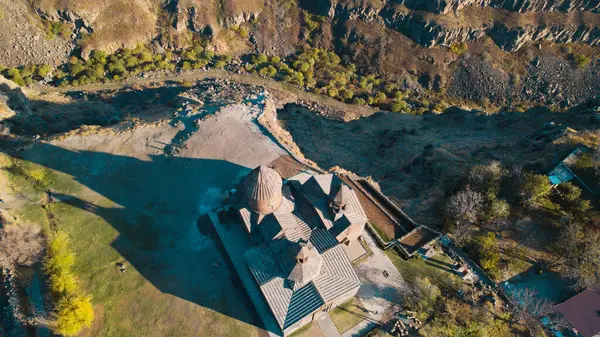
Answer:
[0,0,73,67]
[1,89,286,336]
[278,103,600,228]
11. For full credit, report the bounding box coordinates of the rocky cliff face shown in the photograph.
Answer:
[403,0,600,14]
[317,0,600,15]
[319,0,600,51]
[31,0,157,56]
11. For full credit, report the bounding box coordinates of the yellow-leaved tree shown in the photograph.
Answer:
[55,294,95,336]
[44,231,95,336]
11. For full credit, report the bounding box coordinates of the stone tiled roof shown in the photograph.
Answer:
[242,171,366,332]
[310,228,338,253]
[313,246,361,302]
[246,243,360,331]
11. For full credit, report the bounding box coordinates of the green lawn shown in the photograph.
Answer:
[329,297,367,333]
[385,249,464,292]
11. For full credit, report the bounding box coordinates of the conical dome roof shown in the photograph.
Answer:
[287,242,323,284]
[333,184,351,209]
[243,166,283,214]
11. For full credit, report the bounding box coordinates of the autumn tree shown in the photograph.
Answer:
[55,294,94,336]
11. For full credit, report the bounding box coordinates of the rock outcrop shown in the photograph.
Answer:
[314,0,600,15]
[318,0,600,51]
[31,0,157,56]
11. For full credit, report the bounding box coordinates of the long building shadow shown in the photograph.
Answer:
[1,141,271,333]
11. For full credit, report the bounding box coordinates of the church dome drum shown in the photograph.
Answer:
[243,165,283,215]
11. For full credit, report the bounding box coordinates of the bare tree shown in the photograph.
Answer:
[593,147,600,177]
[557,221,600,290]
[0,223,44,270]
[510,288,557,334]
[446,185,484,224]
[469,161,506,190]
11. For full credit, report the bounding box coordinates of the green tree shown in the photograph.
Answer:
[36,64,53,77]
[391,100,408,112]
[519,173,552,206]
[90,50,107,65]
[473,232,500,277]
[5,68,25,86]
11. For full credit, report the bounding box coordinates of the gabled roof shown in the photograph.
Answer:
[297,174,368,234]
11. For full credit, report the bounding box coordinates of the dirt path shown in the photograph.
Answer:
[31,70,376,118]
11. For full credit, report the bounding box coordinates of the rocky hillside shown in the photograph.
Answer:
[0,0,599,108]
[311,0,600,15]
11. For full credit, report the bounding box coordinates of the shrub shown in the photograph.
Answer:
[70,63,84,76]
[571,53,591,69]
[393,90,405,99]
[376,91,387,103]
[182,61,192,71]
[36,64,53,77]
[237,26,249,38]
[44,21,70,40]
[90,50,107,65]
[5,68,25,86]
[327,87,338,98]
[450,42,468,55]
[390,100,408,113]
[213,60,226,69]
[253,53,268,65]
[353,97,366,105]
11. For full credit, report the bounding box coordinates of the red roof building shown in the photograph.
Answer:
[556,284,600,337]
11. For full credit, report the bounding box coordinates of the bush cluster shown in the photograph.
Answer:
[0,64,53,86]
[1,43,449,114]
[570,52,591,69]
[44,232,94,336]
[243,48,430,112]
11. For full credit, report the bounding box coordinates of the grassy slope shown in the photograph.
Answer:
[385,249,464,292]
[0,152,258,337]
